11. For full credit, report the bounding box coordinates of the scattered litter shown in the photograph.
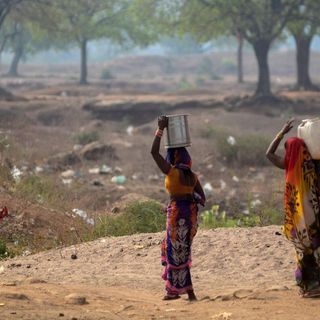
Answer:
[242,209,250,215]
[111,175,126,184]
[35,166,44,173]
[72,208,95,225]
[60,91,68,97]
[204,182,213,195]
[86,218,94,225]
[88,167,100,174]
[126,125,134,136]
[99,165,112,174]
[0,265,4,274]
[11,166,22,182]
[62,179,72,185]
[227,136,236,146]
[232,176,239,183]
[220,167,226,172]
[117,185,126,190]
[148,174,159,181]
[114,166,123,174]
[207,164,213,169]
[220,179,226,190]
[22,250,31,256]
[251,199,262,207]
[61,170,75,178]
[131,173,141,180]
[92,180,103,187]
[73,144,82,151]
[72,208,87,219]
[212,312,232,320]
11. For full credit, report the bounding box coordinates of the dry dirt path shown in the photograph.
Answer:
[0,226,318,320]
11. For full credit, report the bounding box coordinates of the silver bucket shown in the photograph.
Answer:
[165,114,191,149]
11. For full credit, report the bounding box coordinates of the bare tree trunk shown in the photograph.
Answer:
[253,39,271,97]
[237,32,244,83]
[79,39,88,85]
[294,34,316,90]
[7,43,23,76]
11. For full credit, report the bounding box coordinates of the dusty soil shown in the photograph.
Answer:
[0,226,317,320]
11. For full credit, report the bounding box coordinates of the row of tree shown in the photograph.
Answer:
[0,0,320,98]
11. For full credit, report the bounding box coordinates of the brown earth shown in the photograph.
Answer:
[0,226,317,320]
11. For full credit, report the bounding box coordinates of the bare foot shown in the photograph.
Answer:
[187,290,197,301]
[162,294,180,301]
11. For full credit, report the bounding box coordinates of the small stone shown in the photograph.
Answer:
[233,289,253,299]
[5,293,29,300]
[59,313,64,317]
[26,264,31,269]
[65,294,87,305]
[266,286,289,292]
[71,254,77,260]
[275,231,282,236]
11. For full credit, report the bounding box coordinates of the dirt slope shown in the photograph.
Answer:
[0,226,316,320]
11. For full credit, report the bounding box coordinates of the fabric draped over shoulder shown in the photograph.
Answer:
[284,137,320,291]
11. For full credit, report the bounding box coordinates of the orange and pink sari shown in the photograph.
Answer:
[284,137,320,292]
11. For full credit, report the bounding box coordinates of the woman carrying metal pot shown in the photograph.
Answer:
[151,115,205,301]
[266,119,320,297]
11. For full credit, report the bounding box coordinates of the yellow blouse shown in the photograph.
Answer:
[165,167,197,196]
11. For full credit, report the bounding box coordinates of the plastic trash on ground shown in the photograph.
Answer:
[204,182,213,195]
[227,136,236,146]
[111,175,126,184]
[11,166,22,182]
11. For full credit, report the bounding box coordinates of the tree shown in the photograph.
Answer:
[46,0,154,85]
[165,0,303,97]
[287,0,320,90]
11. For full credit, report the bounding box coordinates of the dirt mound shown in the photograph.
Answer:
[0,226,309,320]
[0,193,89,252]
[83,95,220,125]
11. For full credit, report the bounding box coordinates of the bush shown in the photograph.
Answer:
[202,126,270,166]
[0,237,10,259]
[200,203,281,229]
[75,131,99,145]
[15,174,67,209]
[221,59,237,73]
[101,69,114,80]
[178,77,194,91]
[93,200,166,237]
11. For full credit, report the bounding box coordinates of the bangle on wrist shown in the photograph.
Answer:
[276,132,284,140]
[155,128,163,138]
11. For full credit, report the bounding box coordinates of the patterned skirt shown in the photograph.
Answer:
[161,199,198,295]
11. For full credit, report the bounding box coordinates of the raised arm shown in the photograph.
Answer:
[266,119,294,170]
[151,116,171,175]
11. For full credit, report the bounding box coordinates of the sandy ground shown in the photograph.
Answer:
[1,226,318,320]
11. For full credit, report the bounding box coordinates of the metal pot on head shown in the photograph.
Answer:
[164,114,191,149]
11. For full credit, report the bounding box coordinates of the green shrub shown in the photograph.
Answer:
[15,174,66,209]
[202,126,270,166]
[0,238,9,259]
[200,204,277,229]
[75,131,99,145]
[101,69,114,80]
[93,200,165,237]
[222,59,237,73]
[178,77,194,91]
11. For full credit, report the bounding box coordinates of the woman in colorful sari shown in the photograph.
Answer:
[151,116,206,301]
[266,119,320,297]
